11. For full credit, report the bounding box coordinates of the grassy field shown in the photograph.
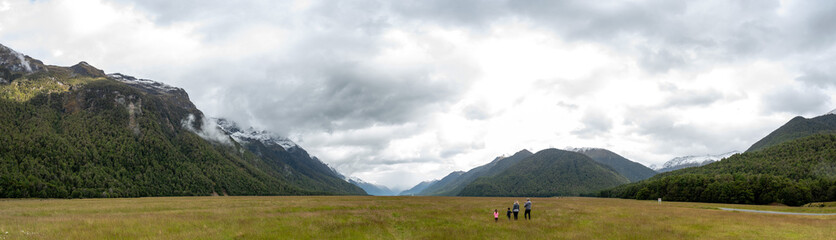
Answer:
[0,196,833,239]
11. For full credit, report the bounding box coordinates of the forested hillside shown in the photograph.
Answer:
[571,148,657,182]
[747,114,836,152]
[416,150,533,196]
[602,134,836,206]
[459,149,629,197]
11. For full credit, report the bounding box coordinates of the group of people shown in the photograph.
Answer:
[493,198,532,222]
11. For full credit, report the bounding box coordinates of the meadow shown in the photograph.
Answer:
[0,196,833,239]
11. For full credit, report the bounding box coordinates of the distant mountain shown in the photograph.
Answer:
[399,180,438,196]
[416,150,534,196]
[346,177,398,196]
[413,171,465,196]
[602,133,836,206]
[0,43,364,198]
[459,149,630,197]
[746,113,836,152]
[652,151,739,173]
[568,148,657,182]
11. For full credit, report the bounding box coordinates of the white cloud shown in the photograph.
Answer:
[2,0,836,189]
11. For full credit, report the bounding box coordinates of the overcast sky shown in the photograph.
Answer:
[2,0,836,190]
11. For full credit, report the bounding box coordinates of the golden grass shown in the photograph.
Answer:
[0,196,833,239]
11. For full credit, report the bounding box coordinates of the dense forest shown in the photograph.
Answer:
[601,134,836,206]
[460,149,629,197]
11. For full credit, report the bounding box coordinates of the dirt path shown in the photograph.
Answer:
[719,207,836,216]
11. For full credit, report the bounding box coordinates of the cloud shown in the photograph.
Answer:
[181,114,232,145]
[663,88,725,108]
[572,108,614,138]
[4,0,836,189]
[763,84,831,116]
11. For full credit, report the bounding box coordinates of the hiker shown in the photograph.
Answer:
[506,207,511,220]
[524,198,532,220]
[494,209,499,222]
[512,201,520,220]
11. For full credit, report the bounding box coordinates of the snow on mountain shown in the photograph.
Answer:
[826,108,836,116]
[108,73,181,93]
[655,151,740,172]
[0,44,43,74]
[214,118,298,150]
[564,147,600,152]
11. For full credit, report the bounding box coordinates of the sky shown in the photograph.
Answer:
[2,0,836,191]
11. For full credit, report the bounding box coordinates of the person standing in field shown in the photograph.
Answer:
[524,198,532,220]
[494,209,499,222]
[512,201,520,220]
[506,207,512,220]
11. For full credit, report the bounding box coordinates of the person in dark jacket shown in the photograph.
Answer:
[512,201,520,220]
[524,198,532,220]
[506,207,512,220]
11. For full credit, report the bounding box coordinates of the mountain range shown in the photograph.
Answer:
[413,150,534,196]
[345,177,399,196]
[398,180,437,196]
[459,149,630,197]
[567,148,657,182]
[407,147,652,197]
[0,43,365,197]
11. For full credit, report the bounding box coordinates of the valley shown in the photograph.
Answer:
[0,196,832,239]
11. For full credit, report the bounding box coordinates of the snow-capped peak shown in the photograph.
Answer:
[214,118,298,150]
[655,151,739,171]
[108,73,181,93]
[0,44,37,73]
[564,147,602,152]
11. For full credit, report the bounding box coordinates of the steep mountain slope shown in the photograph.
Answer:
[747,113,836,152]
[414,171,465,196]
[602,134,836,206]
[459,149,630,197]
[0,43,364,197]
[416,150,534,196]
[652,151,739,173]
[346,177,398,196]
[399,180,438,196]
[569,148,657,182]
[215,119,365,195]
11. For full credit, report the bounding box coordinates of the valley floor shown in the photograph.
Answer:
[0,196,833,239]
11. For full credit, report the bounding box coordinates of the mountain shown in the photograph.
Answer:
[214,118,365,195]
[415,150,534,196]
[602,133,836,206]
[568,148,657,182]
[746,113,836,152]
[459,149,630,197]
[399,180,438,196]
[0,43,364,197]
[413,171,465,196]
[652,151,739,173]
[346,177,398,196]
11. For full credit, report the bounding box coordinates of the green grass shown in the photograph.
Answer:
[0,196,833,239]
